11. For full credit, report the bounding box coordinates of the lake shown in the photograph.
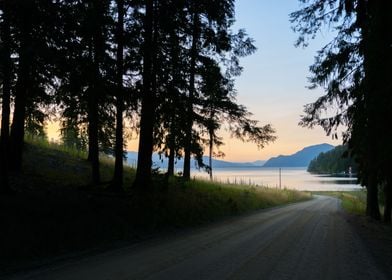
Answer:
[192,167,361,191]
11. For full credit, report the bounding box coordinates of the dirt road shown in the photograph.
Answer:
[7,196,387,280]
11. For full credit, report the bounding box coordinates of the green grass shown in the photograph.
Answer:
[313,191,367,215]
[152,179,311,227]
[21,138,311,223]
[21,137,311,214]
[1,138,311,269]
[21,136,136,189]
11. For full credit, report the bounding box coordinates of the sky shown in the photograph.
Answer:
[215,0,341,161]
[47,0,342,162]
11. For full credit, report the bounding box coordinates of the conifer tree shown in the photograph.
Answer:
[0,0,12,192]
[133,0,155,190]
[291,0,392,220]
[111,0,126,191]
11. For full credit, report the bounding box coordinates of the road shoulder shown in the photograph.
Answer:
[343,212,392,278]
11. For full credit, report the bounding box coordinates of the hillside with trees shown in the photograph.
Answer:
[307,145,357,174]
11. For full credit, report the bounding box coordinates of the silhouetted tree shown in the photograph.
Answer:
[0,0,12,192]
[133,0,155,190]
[146,0,274,181]
[57,0,114,185]
[9,0,34,172]
[291,0,392,220]
[182,3,200,180]
[111,0,126,191]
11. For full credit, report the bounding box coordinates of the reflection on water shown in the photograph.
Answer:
[307,179,358,185]
[193,167,362,191]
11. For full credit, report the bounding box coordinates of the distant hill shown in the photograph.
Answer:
[126,144,334,169]
[263,143,335,168]
[252,160,267,166]
[126,152,265,169]
[308,145,357,174]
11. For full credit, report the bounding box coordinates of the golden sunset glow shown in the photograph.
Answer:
[45,121,61,142]
[45,117,338,162]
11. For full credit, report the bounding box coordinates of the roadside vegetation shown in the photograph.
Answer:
[316,190,392,221]
[1,140,310,272]
[313,191,367,215]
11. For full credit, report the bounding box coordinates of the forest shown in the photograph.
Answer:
[0,0,392,224]
[0,0,276,194]
[307,145,357,175]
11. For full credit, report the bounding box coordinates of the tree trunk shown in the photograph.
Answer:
[167,122,175,177]
[384,182,392,223]
[386,2,392,223]
[166,27,180,179]
[111,0,125,191]
[165,137,175,190]
[0,0,12,192]
[133,0,154,191]
[10,3,32,172]
[87,0,110,186]
[87,86,100,185]
[167,146,175,177]
[87,36,100,185]
[183,11,199,180]
[366,174,381,220]
[209,132,213,181]
[359,0,381,221]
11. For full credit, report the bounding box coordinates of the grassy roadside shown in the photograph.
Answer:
[160,179,311,227]
[1,139,311,271]
[312,191,367,215]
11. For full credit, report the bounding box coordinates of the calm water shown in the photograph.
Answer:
[192,167,361,191]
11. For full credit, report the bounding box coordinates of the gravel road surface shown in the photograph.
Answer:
[7,195,387,280]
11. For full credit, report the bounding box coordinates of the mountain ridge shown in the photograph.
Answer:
[263,143,335,168]
[125,152,266,169]
[126,143,334,169]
